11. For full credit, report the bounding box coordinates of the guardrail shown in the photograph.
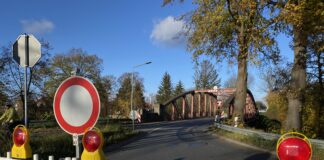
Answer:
[214,123,324,149]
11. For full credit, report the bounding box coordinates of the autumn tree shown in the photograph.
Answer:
[94,75,116,117]
[45,48,102,97]
[273,0,323,130]
[194,60,221,89]
[307,34,323,88]
[114,73,145,117]
[44,48,109,119]
[164,0,280,124]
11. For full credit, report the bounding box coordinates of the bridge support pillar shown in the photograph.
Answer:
[197,93,201,117]
[191,94,194,118]
[171,102,175,120]
[209,96,212,117]
[213,97,217,116]
[204,94,207,117]
[182,97,186,119]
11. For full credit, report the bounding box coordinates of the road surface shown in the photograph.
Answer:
[104,118,277,160]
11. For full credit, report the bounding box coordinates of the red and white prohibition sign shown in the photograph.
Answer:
[53,76,100,135]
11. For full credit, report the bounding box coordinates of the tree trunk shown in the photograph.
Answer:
[234,56,247,123]
[234,22,248,124]
[286,26,307,131]
[316,52,323,89]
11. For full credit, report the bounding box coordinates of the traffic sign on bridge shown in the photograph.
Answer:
[53,76,100,135]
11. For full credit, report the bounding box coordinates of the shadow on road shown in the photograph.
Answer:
[104,132,148,152]
[105,120,216,154]
[244,153,276,160]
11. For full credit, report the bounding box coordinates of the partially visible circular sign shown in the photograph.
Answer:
[53,76,100,135]
[129,110,139,120]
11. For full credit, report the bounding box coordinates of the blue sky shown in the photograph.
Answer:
[0,0,293,102]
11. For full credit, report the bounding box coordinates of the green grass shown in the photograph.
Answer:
[0,129,12,156]
[0,123,138,159]
[209,126,277,151]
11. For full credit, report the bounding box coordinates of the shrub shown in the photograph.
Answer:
[246,114,281,134]
[265,91,288,125]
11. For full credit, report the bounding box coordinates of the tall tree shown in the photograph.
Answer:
[156,72,173,104]
[0,40,52,108]
[307,34,323,88]
[0,82,8,107]
[275,0,323,130]
[94,75,116,117]
[114,73,145,116]
[45,48,103,98]
[164,0,280,123]
[194,60,221,89]
[174,81,185,96]
[0,60,8,106]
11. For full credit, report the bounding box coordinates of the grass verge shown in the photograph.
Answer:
[209,126,277,151]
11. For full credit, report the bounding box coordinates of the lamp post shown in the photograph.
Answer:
[131,61,152,131]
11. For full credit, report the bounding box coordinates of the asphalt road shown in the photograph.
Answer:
[104,118,277,160]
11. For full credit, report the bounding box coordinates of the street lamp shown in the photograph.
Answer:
[131,61,152,131]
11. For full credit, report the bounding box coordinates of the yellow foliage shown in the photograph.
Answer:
[302,86,323,138]
[265,91,288,127]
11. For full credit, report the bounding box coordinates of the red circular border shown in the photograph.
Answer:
[53,76,100,135]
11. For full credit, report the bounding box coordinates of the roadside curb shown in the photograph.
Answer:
[210,131,277,157]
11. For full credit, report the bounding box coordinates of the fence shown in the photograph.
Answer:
[0,152,76,160]
[29,118,132,128]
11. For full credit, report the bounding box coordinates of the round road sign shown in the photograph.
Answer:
[53,76,100,135]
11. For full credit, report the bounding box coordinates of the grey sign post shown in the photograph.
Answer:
[13,34,41,127]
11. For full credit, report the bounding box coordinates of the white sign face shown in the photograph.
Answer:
[60,85,93,126]
[53,76,100,135]
[13,34,41,67]
[129,110,138,120]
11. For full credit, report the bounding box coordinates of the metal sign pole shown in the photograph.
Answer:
[76,139,80,159]
[73,134,80,159]
[130,72,135,131]
[24,34,29,127]
[71,70,80,159]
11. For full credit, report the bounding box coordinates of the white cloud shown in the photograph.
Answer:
[150,16,188,47]
[21,19,54,35]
